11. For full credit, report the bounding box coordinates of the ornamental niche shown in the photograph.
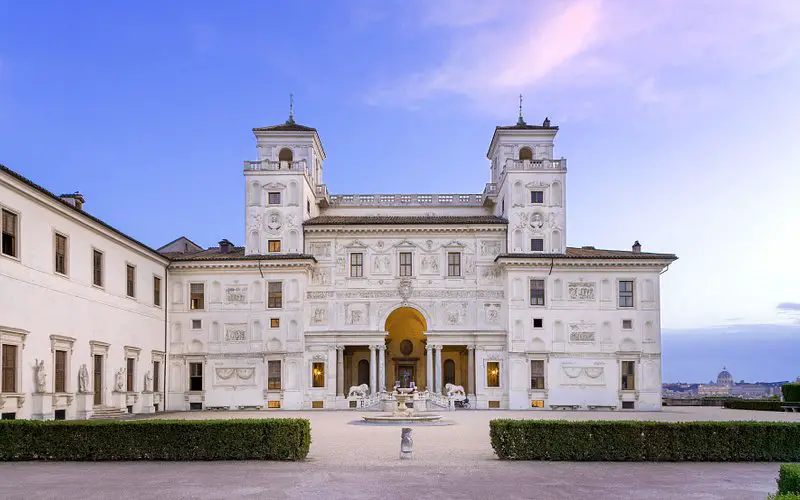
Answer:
[568,282,596,301]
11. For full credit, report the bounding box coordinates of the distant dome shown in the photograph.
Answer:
[716,368,734,387]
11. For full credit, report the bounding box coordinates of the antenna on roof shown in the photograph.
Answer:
[287,93,296,124]
[516,93,526,126]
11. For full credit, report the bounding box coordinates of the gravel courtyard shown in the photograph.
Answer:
[1,407,797,500]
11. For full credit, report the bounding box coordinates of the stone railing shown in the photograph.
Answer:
[328,193,484,207]
[424,391,454,411]
[502,158,567,173]
[315,184,329,198]
[243,159,309,173]
[483,182,497,197]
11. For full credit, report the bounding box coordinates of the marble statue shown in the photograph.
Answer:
[445,383,466,400]
[78,364,89,393]
[400,427,413,460]
[34,359,46,393]
[115,368,125,392]
[144,370,153,392]
[347,383,369,398]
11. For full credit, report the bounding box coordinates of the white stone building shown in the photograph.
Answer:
[0,112,676,418]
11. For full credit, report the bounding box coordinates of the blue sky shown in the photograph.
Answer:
[1,1,799,355]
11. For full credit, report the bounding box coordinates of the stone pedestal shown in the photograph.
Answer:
[113,391,128,412]
[31,393,54,420]
[140,392,155,414]
[400,428,413,460]
[76,393,94,419]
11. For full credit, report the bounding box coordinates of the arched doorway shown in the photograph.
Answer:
[384,307,427,391]
[357,359,370,386]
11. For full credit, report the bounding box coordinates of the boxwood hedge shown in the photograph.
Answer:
[779,464,800,494]
[783,383,800,403]
[0,418,310,461]
[723,400,784,411]
[489,420,800,461]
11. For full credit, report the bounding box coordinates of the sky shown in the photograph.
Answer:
[1,1,798,379]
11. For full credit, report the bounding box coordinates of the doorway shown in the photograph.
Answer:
[93,354,103,406]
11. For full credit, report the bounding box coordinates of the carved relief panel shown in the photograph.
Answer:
[568,281,596,301]
[344,303,370,326]
[568,321,596,343]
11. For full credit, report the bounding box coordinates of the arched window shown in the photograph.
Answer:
[358,359,370,386]
[278,148,293,163]
[519,147,533,161]
[444,359,456,386]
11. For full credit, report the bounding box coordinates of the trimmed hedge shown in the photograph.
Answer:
[779,464,800,494]
[723,400,784,412]
[768,494,800,500]
[783,383,800,402]
[489,420,800,461]
[0,418,310,461]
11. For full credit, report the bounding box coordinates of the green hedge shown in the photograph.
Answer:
[723,400,784,411]
[779,464,800,494]
[489,420,800,461]
[0,419,310,461]
[783,383,800,402]
[768,494,800,500]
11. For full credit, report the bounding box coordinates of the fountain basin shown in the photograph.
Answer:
[361,413,443,424]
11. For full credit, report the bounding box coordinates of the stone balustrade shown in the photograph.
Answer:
[328,193,485,207]
[243,159,309,173]
[502,157,567,173]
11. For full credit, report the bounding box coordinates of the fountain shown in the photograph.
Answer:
[360,384,444,460]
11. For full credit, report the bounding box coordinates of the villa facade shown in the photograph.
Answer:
[0,113,676,419]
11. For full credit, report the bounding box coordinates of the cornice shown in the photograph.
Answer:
[169,260,315,271]
[497,259,673,269]
[303,225,507,235]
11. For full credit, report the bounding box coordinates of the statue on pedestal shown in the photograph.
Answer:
[78,364,89,393]
[34,359,47,393]
[115,368,125,392]
[144,371,153,392]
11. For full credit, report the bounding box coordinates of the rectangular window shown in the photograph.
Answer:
[531,360,545,389]
[1,209,18,258]
[268,192,281,205]
[530,279,545,306]
[268,282,283,309]
[189,362,203,391]
[531,238,544,252]
[350,252,363,278]
[92,250,104,287]
[153,361,161,392]
[622,319,633,330]
[531,190,544,204]
[447,252,461,277]
[399,252,412,276]
[311,362,325,388]
[619,280,634,308]
[1,344,17,392]
[55,350,67,393]
[54,233,67,274]
[268,240,281,253]
[126,357,134,392]
[270,318,280,328]
[268,360,281,390]
[533,318,543,328]
[486,361,500,388]
[126,264,136,298]
[191,319,202,330]
[190,283,205,310]
[621,361,636,390]
[153,276,161,306]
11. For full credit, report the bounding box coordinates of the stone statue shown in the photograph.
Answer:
[347,383,369,398]
[78,364,89,393]
[400,427,413,460]
[445,383,466,400]
[144,370,153,392]
[34,359,46,393]
[115,368,125,392]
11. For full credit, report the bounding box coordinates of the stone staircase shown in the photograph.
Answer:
[89,406,127,420]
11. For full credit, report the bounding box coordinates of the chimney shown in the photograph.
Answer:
[218,239,233,254]
[60,192,86,210]
[632,240,642,253]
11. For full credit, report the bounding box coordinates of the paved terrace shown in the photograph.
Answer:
[1,407,797,500]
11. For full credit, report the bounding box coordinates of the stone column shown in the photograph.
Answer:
[369,345,377,395]
[378,345,386,393]
[434,345,443,394]
[336,346,345,397]
[426,344,433,391]
[467,345,476,396]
